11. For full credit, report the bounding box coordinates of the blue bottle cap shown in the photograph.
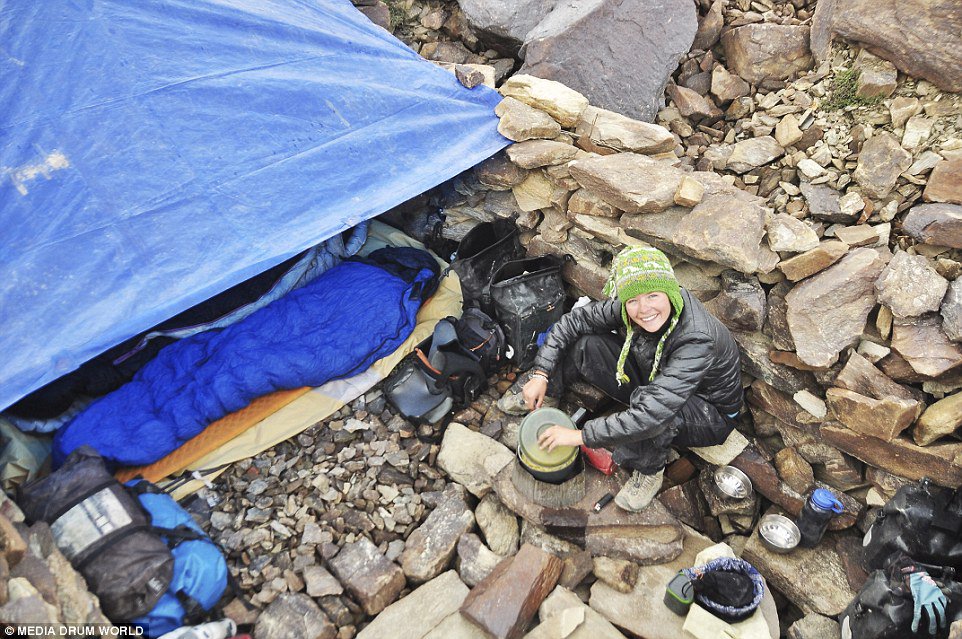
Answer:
[812,488,844,513]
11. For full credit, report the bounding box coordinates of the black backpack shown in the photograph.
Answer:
[384,310,505,423]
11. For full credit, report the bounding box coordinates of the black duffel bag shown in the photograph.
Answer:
[485,254,569,370]
[449,219,523,307]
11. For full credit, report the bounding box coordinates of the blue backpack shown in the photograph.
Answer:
[19,447,232,637]
[127,481,229,637]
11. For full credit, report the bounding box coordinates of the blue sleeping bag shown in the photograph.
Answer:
[54,248,439,468]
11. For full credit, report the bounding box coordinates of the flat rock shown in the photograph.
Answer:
[592,557,639,594]
[743,528,856,616]
[457,533,505,587]
[914,392,962,446]
[825,387,920,441]
[356,571,469,639]
[854,49,898,99]
[774,447,816,495]
[506,140,578,169]
[329,537,405,616]
[924,158,962,206]
[730,447,860,530]
[810,0,962,93]
[460,543,562,639]
[767,213,819,253]
[500,74,588,128]
[254,593,336,639]
[722,24,813,87]
[903,203,962,249]
[667,83,719,120]
[437,422,515,498]
[943,278,962,342]
[799,183,851,223]
[711,64,750,104]
[692,0,724,51]
[705,271,767,332]
[727,136,785,174]
[891,314,962,378]
[786,248,888,368]
[835,351,923,405]
[674,175,705,207]
[774,114,804,148]
[672,192,774,274]
[778,240,849,282]
[833,224,888,248]
[732,330,819,394]
[492,461,685,565]
[424,612,490,639]
[537,586,626,638]
[401,484,475,583]
[569,153,682,214]
[853,132,912,199]
[822,424,962,487]
[787,614,841,639]
[574,105,675,155]
[876,250,948,318]
[303,565,343,598]
[513,170,567,212]
[519,0,697,122]
[567,188,621,218]
[475,493,519,557]
[496,97,562,142]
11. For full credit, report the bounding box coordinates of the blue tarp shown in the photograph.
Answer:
[0,0,509,410]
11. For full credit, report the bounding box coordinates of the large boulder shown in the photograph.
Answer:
[721,25,813,87]
[786,248,888,367]
[456,0,555,54]
[519,0,697,122]
[811,0,962,93]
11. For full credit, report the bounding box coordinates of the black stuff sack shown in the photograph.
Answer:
[486,254,569,369]
[449,220,523,307]
[18,446,174,621]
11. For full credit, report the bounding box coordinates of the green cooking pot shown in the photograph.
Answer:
[518,407,581,484]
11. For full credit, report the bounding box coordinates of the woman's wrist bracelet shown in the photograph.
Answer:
[530,371,549,381]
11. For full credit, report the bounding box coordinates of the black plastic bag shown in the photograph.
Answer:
[862,478,962,572]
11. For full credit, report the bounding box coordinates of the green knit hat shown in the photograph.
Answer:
[602,246,685,385]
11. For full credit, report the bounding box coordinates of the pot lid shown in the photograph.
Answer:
[518,407,578,469]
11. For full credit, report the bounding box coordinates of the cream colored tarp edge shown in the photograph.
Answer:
[163,220,462,500]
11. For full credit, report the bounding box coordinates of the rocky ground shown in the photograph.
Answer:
[185,0,962,637]
[5,0,958,637]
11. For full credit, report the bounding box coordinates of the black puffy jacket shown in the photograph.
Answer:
[531,289,742,451]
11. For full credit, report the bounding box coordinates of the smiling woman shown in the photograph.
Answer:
[520,246,744,513]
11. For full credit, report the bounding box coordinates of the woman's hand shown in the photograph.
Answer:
[522,376,548,411]
[537,425,584,452]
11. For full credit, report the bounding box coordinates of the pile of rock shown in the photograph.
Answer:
[0,493,112,628]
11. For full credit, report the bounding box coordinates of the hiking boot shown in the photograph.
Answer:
[497,391,559,416]
[614,468,664,512]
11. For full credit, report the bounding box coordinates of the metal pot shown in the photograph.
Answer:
[517,407,582,484]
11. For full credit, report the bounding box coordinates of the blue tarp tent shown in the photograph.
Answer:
[0,0,509,410]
